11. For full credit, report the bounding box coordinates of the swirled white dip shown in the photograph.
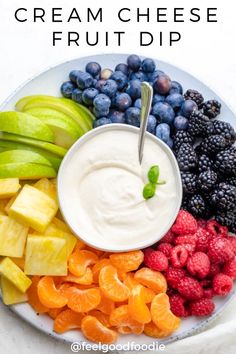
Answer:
[59,127,181,251]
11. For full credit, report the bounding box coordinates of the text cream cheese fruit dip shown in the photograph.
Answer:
[58,125,182,251]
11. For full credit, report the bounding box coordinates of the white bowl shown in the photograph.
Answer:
[57,123,182,252]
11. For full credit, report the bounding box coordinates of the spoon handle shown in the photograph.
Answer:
[138,82,153,164]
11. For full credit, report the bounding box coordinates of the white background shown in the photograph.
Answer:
[0,0,236,353]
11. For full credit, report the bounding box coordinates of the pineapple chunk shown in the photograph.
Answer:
[33,178,57,201]
[34,222,77,258]
[0,257,32,292]
[0,199,8,214]
[25,235,67,276]
[4,195,17,214]
[9,184,58,232]
[1,275,27,305]
[10,257,25,270]
[0,178,21,199]
[0,215,28,257]
[53,217,71,233]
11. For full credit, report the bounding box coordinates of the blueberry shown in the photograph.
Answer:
[126,80,141,100]
[152,94,165,106]
[100,79,118,98]
[165,93,184,111]
[108,110,126,124]
[127,54,141,72]
[93,118,112,128]
[100,69,113,80]
[148,70,164,82]
[141,58,156,73]
[85,62,101,77]
[169,81,183,95]
[92,79,98,87]
[166,137,174,148]
[60,81,76,98]
[72,88,83,103]
[147,115,157,134]
[152,102,175,124]
[174,115,189,130]
[76,72,93,90]
[115,63,129,76]
[93,107,110,118]
[153,74,171,95]
[134,98,142,109]
[93,94,111,111]
[110,71,128,90]
[125,107,141,127]
[181,100,198,118]
[69,70,83,84]
[130,71,148,82]
[95,80,106,91]
[82,88,99,106]
[156,123,171,143]
[114,93,132,111]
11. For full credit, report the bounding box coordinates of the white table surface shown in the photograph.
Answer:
[0,0,236,353]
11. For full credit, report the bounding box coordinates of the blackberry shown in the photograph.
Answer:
[202,99,221,119]
[177,143,198,171]
[209,120,236,146]
[198,135,227,156]
[215,209,236,229]
[184,89,204,107]
[181,172,198,195]
[224,176,236,187]
[187,110,213,137]
[198,170,218,193]
[187,194,207,218]
[173,130,194,153]
[214,148,236,176]
[198,154,213,173]
[211,183,236,211]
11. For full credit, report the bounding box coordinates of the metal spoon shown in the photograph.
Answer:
[138,82,153,164]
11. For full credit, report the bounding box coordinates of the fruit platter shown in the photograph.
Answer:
[0,53,236,346]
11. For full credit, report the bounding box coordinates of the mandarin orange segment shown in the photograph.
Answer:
[123,273,155,304]
[109,250,144,272]
[84,245,105,257]
[110,304,144,335]
[151,293,181,332]
[92,259,111,283]
[48,307,65,320]
[74,239,86,252]
[54,308,84,333]
[99,265,130,302]
[134,267,167,293]
[65,286,101,312]
[37,276,68,308]
[81,315,118,344]
[144,321,172,338]
[128,284,151,324]
[62,268,93,285]
[68,249,98,277]
[96,293,115,315]
[27,276,48,313]
[88,310,111,328]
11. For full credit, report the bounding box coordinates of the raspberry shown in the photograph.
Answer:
[165,267,186,289]
[171,210,198,235]
[159,230,175,244]
[144,248,168,271]
[212,273,233,296]
[206,220,228,238]
[195,228,210,253]
[197,219,207,228]
[170,245,189,268]
[200,280,214,298]
[187,252,210,279]
[157,243,173,258]
[175,235,197,254]
[178,277,203,300]
[169,294,190,317]
[208,237,234,264]
[222,259,236,279]
[227,236,236,254]
[190,298,215,316]
[208,263,221,278]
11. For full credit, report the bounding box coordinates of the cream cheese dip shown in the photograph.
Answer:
[58,125,182,252]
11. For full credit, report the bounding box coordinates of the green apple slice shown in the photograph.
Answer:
[0,162,56,179]
[0,150,52,167]
[0,140,62,171]
[24,107,82,149]
[16,95,93,132]
[0,112,54,143]
[0,132,67,157]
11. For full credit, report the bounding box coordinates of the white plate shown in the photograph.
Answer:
[0,54,236,347]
